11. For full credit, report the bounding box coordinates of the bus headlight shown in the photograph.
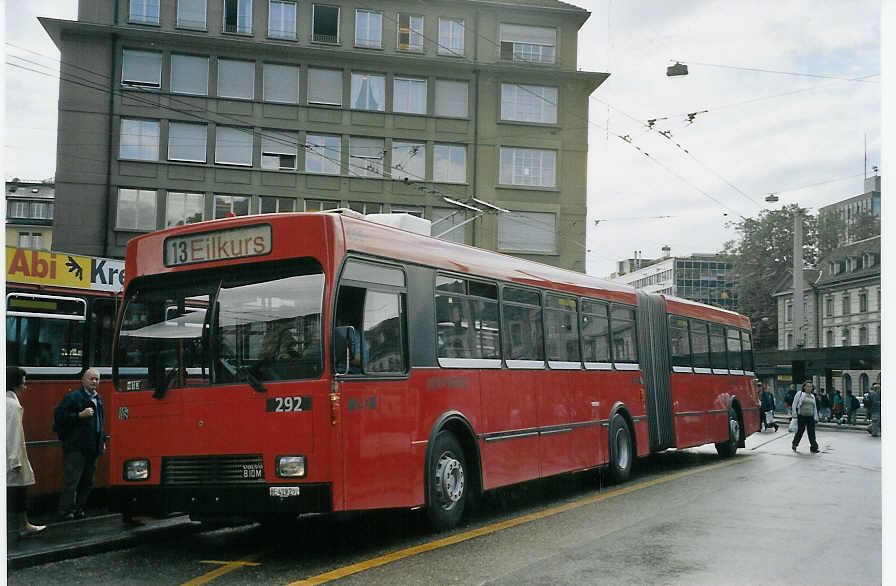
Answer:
[124,459,149,481]
[276,456,306,478]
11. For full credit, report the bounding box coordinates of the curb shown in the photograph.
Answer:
[7,516,199,570]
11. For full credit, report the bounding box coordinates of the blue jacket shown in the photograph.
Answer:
[53,387,105,455]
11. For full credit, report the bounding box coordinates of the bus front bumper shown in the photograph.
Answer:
[110,483,332,519]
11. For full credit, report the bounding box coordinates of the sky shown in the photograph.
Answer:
[2,1,883,277]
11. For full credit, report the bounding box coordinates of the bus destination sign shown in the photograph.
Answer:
[164,224,272,267]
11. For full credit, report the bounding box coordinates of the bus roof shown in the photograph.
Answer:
[124,213,750,329]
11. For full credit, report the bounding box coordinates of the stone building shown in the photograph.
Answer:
[773,235,881,396]
[40,0,606,271]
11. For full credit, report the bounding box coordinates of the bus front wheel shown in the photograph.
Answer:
[426,431,467,530]
[715,408,740,457]
[608,413,633,483]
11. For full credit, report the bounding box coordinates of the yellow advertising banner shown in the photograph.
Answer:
[6,247,93,289]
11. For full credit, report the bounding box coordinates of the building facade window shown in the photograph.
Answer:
[498,211,555,253]
[168,122,207,162]
[861,373,869,393]
[826,329,834,347]
[501,83,557,124]
[350,73,385,111]
[842,373,852,393]
[826,297,834,316]
[499,24,556,63]
[393,77,426,114]
[171,54,209,95]
[117,188,156,231]
[312,4,340,43]
[16,232,43,249]
[438,17,464,56]
[165,192,205,227]
[214,194,250,218]
[268,0,296,39]
[499,147,556,187]
[119,119,159,161]
[217,59,255,100]
[859,291,868,312]
[304,199,339,212]
[354,9,382,48]
[397,13,423,51]
[30,202,53,220]
[307,68,342,105]
[305,134,341,174]
[260,130,297,170]
[177,0,207,29]
[349,137,384,177]
[259,196,295,213]
[347,201,382,214]
[390,141,425,181]
[841,328,850,346]
[215,126,254,166]
[224,0,253,34]
[435,79,468,118]
[431,207,464,243]
[8,201,29,218]
[859,326,868,345]
[842,294,850,316]
[785,301,792,322]
[433,144,466,183]
[786,333,793,349]
[130,0,160,24]
[121,50,162,88]
[263,63,299,103]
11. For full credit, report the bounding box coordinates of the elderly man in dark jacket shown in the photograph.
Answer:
[54,368,104,521]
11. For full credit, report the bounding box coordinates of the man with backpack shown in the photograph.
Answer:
[791,381,820,453]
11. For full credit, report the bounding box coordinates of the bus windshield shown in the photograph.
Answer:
[114,260,324,394]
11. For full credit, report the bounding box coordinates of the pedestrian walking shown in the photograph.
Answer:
[54,367,105,521]
[791,381,820,453]
[785,384,797,416]
[759,382,778,431]
[867,382,881,437]
[846,390,860,425]
[832,391,844,422]
[6,367,47,537]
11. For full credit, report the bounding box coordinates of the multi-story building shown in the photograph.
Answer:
[40,0,606,271]
[5,180,56,250]
[772,234,881,395]
[818,173,880,245]
[608,248,737,311]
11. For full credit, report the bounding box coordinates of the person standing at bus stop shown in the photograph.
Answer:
[867,382,881,437]
[7,367,47,537]
[791,381,820,453]
[54,367,105,521]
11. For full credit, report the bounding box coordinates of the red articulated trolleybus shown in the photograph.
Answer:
[5,246,125,501]
[109,212,759,529]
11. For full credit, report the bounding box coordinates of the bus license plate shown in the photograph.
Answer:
[270,486,301,498]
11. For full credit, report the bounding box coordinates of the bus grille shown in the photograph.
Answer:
[161,455,264,485]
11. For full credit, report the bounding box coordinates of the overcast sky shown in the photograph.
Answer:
[3,1,882,276]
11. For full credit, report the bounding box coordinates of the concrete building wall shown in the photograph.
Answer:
[46,0,604,271]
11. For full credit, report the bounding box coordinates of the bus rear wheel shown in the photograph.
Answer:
[608,413,633,483]
[426,431,467,531]
[715,408,740,457]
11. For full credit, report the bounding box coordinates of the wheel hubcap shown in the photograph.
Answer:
[434,452,464,508]
[614,428,630,468]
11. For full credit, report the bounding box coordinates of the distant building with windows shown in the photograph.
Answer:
[608,248,737,311]
[5,180,55,250]
[818,173,880,245]
[41,0,606,271]
[772,234,881,396]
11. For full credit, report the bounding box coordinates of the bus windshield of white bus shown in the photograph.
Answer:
[114,260,324,395]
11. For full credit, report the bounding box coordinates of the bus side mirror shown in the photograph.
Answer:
[333,326,356,375]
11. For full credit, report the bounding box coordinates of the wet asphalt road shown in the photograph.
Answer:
[8,426,881,585]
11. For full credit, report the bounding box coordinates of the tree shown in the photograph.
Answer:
[851,207,880,242]
[816,209,845,257]
[723,205,817,350]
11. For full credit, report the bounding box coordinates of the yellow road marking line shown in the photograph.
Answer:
[181,553,262,586]
[287,458,745,585]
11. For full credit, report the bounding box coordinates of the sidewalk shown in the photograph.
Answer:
[771,413,874,433]
[7,512,199,570]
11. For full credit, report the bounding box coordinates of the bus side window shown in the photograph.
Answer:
[690,320,711,369]
[91,300,118,367]
[668,316,691,368]
[362,291,407,374]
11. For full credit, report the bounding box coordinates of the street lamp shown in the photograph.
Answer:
[666,61,689,76]
[765,193,779,203]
